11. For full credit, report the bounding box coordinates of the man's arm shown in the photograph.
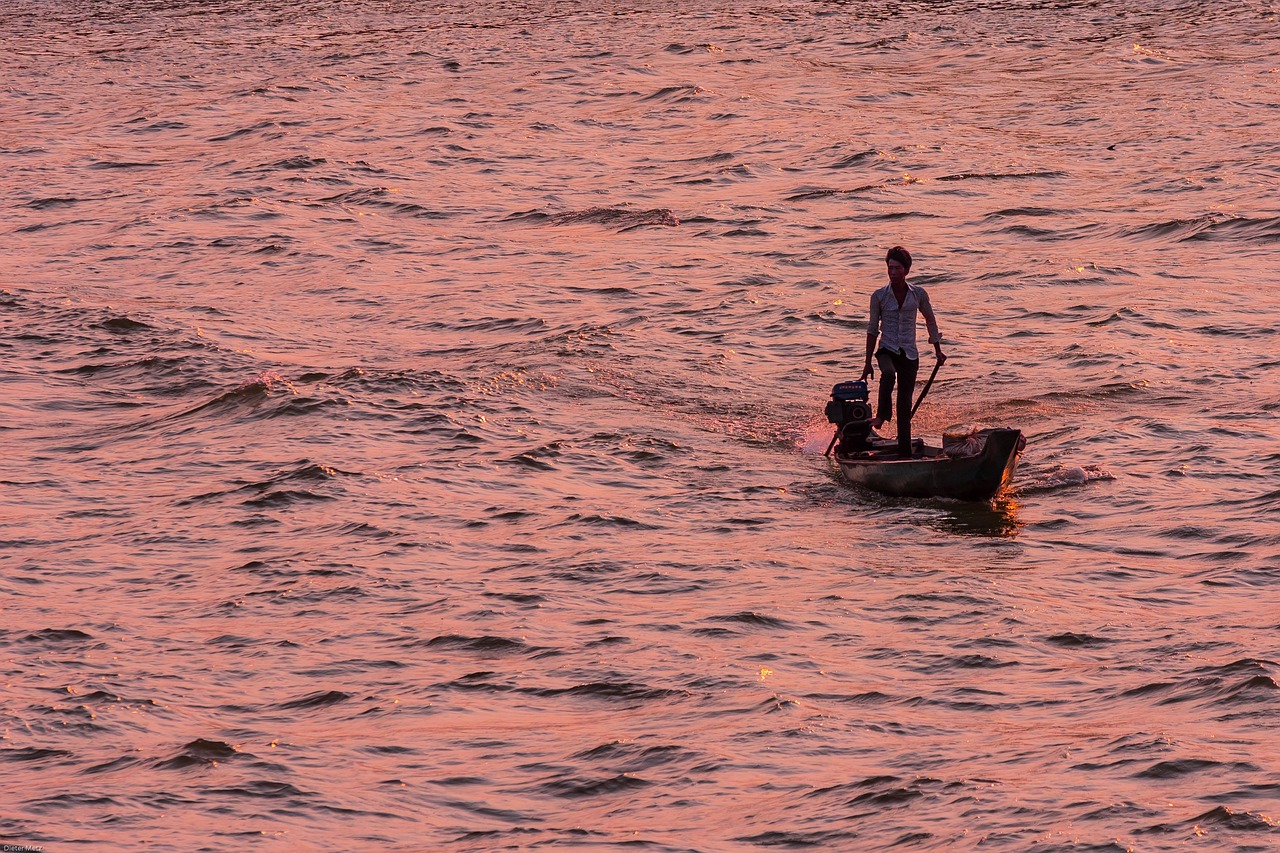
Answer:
[919,290,947,365]
[862,293,879,379]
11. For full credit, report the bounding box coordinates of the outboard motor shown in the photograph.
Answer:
[824,380,874,456]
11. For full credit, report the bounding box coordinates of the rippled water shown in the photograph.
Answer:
[3,0,1279,849]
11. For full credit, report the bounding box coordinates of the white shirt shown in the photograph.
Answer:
[868,283,941,360]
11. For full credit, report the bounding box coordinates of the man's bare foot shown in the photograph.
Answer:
[871,417,886,430]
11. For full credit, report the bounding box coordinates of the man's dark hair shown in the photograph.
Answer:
[886,245,912,272]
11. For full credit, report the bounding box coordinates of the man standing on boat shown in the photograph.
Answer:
[860,246,947,458]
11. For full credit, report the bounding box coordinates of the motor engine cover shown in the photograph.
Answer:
[825,380,872,425]
[825,379,875,454]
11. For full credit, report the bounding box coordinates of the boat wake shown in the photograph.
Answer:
[1019,464,1115,493]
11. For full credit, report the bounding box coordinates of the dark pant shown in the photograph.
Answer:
[875,348,919,457]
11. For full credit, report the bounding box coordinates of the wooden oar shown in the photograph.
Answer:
[909,358,943,420]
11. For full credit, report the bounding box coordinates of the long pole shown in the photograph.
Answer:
[824,426,840,457]
[910,359,942,420]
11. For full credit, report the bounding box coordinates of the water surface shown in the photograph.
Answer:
[2,0,1279,849]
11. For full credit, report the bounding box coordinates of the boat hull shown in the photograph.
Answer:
[835,428,1023,501]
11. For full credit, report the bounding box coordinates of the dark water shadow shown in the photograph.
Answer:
[925,494,1024,539]
[819,462,1025,539]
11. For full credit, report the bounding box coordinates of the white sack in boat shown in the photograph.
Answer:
[942,424,989,458]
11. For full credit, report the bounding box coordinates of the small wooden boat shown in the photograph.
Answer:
[834,427,1024,501]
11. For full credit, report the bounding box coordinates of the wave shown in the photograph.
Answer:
[16,628,95,644]
[1134,758,1259,779]
[93,316,153,333]
[207,119,285,143]
[507,206,679,229]
[1117,212,1280,244]
[180,459,348,506]
[417,634,541,656]
[828,149,881,169]
[1119,659,1279,710]
[786,180,897,201]
[275,690,353,710]
[481,681,690,704]
[124,118,189,133]
[985,206,1070,217]
[663,43,723,55]
[1046,631,1114,647]
[1019,464,1116,493]
[704,610,795,631]
[639,84,710,103]
[15,218,98,233]
[936,170,1065,181]
[1184,214,1280,244]
[1177,805,1280,832]
[23,196,84,209]
[572,740,703,770]
[86,160,163,170]
[535,772,652,798]
[316,186,452,217]
[152,738,243,770]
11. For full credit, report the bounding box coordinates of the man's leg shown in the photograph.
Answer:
[874,350,897,429]
[895,354,920,457]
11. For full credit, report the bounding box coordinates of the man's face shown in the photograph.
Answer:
[887,259,908,284]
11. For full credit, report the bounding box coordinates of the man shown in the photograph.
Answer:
[860,246,947,458]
